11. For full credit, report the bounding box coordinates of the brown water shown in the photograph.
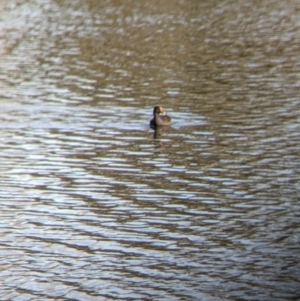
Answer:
[0,0,299,300]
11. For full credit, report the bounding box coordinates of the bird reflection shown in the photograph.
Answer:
[153,126,165,139]
[152,126,172,148]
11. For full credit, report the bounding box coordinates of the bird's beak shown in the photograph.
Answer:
[160,107,166,114]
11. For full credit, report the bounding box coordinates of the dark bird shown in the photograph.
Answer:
[150,106,171,128]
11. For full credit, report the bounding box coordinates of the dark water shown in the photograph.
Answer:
[0,0,299,300]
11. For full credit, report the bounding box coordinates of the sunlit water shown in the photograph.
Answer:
[0,0,299,300]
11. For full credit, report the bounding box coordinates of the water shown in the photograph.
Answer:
[0,0,299,300]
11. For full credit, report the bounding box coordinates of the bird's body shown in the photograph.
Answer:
[150,106,171,128]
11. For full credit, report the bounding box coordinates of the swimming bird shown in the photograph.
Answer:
[150,106,171,128]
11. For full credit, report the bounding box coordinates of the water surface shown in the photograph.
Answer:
[0,0,299,300]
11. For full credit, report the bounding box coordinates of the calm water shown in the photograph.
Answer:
[0,0,299,300]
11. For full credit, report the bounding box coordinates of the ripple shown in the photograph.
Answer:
[0,0,299,300]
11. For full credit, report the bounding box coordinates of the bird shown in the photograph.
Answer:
[150,106,171,128]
